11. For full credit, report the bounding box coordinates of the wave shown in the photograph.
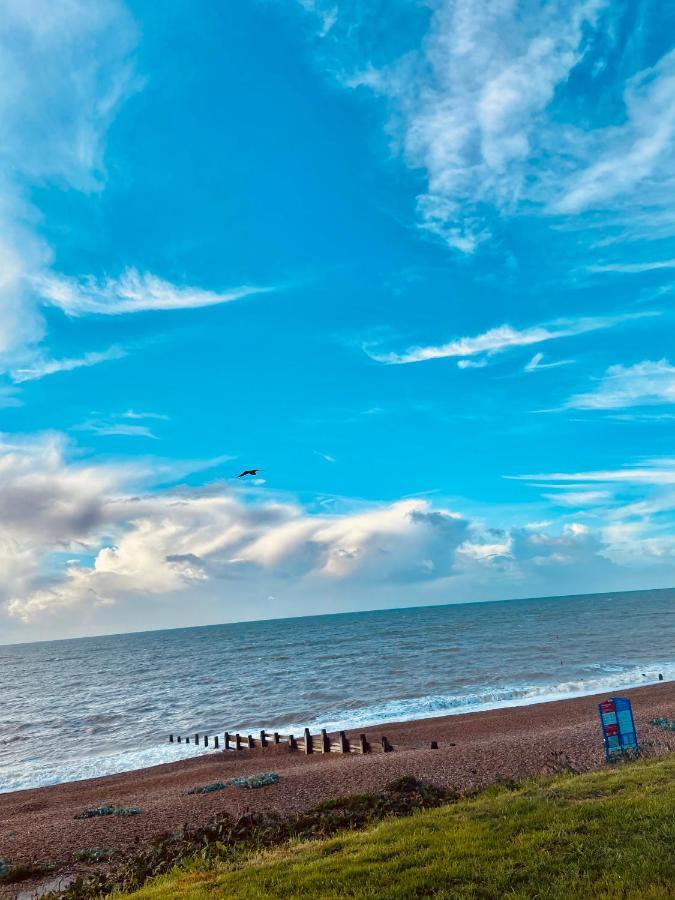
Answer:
[0,742,201,794]
[2,663,672,794]
[281,663,675,734]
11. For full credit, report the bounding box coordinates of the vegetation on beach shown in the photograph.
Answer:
[185,772,280,795]
[74,805,141,820]
[53,776,453,898]
[120,754,675,899]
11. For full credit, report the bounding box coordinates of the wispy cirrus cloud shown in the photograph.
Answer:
[10,346,126,383]
[0,0,137,373]
[510,458,675,486]
[524,352,575,373]
[566,359,675,409]
[365,312,652,366]
[73,408,169,439]
[300,2,675,254]
[120,409,170,421]
[34,268,269,316]
[75,420,158,439]
[586,259,675,274]
[553,49,675,217]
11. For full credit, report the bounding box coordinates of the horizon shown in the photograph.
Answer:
[3,1,675,644]
[2,584,672,650]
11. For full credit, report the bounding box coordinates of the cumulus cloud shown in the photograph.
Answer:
[366,312,649,366]
[34,268,268,316]
[566,359,675,409]
[3,434,675,629]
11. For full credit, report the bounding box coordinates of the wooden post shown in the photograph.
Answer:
[289,733,297,750]
[304,727,313,754]
[381,736,392,753]
[195,734,199,745]
[321,729,330,753]
[430,740,438,750]
[177,735,182,743]
[247,735,254,749]
[204,735,209,747]
[169,734,174,743]
[224,732,230,750]
[359,733,368,754]
[260,730,267,748]
[273,732,280,744]
[340,731,350,753]
[235,733,242,751]
[186,736,190,744]
[214,735,219,749]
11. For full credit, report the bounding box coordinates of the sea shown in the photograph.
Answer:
[1,588,674,794]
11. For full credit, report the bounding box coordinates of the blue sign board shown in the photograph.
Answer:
[598,697,638,761]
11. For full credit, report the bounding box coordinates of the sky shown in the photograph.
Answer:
[2,0,675,643]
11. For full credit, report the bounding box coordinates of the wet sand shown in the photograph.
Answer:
[1,681,673,897]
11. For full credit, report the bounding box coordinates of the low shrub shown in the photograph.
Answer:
[185,781,227,795]
[229,772,279,789]
[74,804,141,820]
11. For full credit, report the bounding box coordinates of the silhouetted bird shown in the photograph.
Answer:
[237,469,261,477]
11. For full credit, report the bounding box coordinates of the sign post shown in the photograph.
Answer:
[598,697,638,761]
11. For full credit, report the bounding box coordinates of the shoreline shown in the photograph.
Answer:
[4,672,673,797]
[1,681,674,895]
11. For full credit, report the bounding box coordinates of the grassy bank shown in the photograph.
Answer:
[125,755,675,900]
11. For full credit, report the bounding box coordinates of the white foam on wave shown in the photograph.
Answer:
[282,663,675,734]
[0,741,205,794]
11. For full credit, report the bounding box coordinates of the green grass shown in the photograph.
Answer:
[125,756,675,899]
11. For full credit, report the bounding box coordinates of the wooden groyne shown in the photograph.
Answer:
[168,728,394,754]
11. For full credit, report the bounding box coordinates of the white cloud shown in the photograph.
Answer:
[366,312,650,365]
[0,0,137,372]
[554,50,675,216]
[301,2,675,252]
[566,359,675,409]
[120,409,170,421]
[10,346,126,383]
[4,433,675,631]
[314,450,337,463]
[511,458,675,486]
[75,421,158,439]
[587,258,675,274]
[543,490,611,507]
[305,0,607,250]
[34,268,268,316]
[524,352,575,373]
[0,3,260,374]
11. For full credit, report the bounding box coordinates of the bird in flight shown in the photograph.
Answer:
[237,468,262,477]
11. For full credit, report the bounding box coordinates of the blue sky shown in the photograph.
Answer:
[3,0,675,642]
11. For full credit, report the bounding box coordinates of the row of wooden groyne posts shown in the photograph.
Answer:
[169,728,396,755]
